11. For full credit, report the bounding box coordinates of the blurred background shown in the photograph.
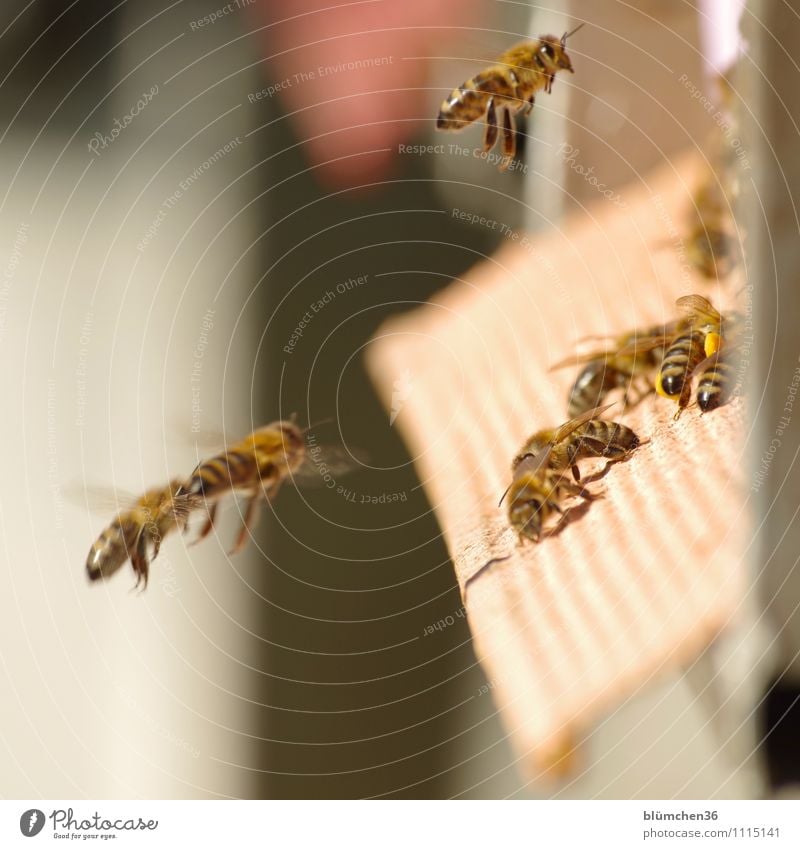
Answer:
[0,0,797,799]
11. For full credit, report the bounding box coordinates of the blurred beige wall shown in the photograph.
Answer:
[0,2,264,798]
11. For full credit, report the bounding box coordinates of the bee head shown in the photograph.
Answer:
[554,22,585,71]
[272,419,307,466]
[536,35,572,74]
[507,470,551,541]
[509,498,544,542]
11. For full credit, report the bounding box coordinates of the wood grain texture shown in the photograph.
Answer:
[366,152,748,777]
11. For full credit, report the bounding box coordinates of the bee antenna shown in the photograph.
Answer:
[498,483,513,508]
[562,22,585,46]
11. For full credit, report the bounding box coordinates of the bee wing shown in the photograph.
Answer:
[613,333,672,358]
[64,483,140,515]
[550,402,617,445]
[554,321,680,368]
[676,294,722,327]
[515,445,555,481]
[171,414,251,450]
[574,333,616,343]
[442,33,518,66]
[288,446,364,487]
[550,348,615,371]
[613,320,685,357]
[691,351,722,381]
[691,343,741,383]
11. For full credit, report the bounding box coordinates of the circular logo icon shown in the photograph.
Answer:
[19,809,46,837]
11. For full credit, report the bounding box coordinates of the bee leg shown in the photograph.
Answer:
[151,531,162,561]
[564,440,583,481]
[520,94,534,118]
[193,501,219,545]
[230,495,262,555]
[499,108,516,170]
[563,480,602,501]
[673,402,693,421]
[673,382,694,420]
[177,502,193,536]
[131,533,150,591]
[518,530,539,544]
[483,97,499,152]
[267,477,283,501]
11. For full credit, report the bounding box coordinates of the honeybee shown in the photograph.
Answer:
[176,420,357,554]
[694,346,742,413]
[685,179,739,280]
[86,479,189,588]
[686,222,738,280]
[505,404,640,542]
[436,24,584,170]
[656,294,739,417]
[684,76,742,282]
[552,321,683,417]
[174,420,306,554]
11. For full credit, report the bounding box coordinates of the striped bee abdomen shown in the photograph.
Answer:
[185,449,254,499]
[437,71,515,130]
[565,420,640,466]
[697,355,737,412]
[657,330,706,398]
[567,361,629,417]
[86,518,132,581]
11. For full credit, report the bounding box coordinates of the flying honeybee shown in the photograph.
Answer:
[175,420,306,554]
[437,24,584,170]
[686,221,738,281]
[176,420,357,554]
[685,178,740,280]
[86,479,189,588]
[505,404,640,542]
[551,320,684,417]
[684,76,742,281]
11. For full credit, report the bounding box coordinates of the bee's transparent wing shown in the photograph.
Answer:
[511,445,555,485]
[612,333,673,358]
[171,418,235,455]
[676,293,722,326]
[551,402,617,445]
[64,483,139,515]
[288,445,365,487]
[550,348,616,370]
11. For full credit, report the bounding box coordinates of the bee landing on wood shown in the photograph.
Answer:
[655,294,742,418]
[504,404,640,543]
[436,24,583,171]
[551,320,686,418]
[694,347,741,413]
[464,404,639,592]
